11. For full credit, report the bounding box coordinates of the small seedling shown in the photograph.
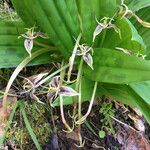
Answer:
[98,130,106,139]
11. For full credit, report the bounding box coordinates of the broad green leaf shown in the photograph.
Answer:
[128,87,150,124]
[127,0,150,12]
[117,0,150,11]
[84,48,150,84]
[20,102,42,150]
[128,6,150,109]
[12,0,117,57]
[0,21,59,68]
[102,84,136,107]
[102,17,146,53]
[130,81,150,105]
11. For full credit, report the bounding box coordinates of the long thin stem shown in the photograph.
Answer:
[34,40,56,50]
[77,78,84,147]
[76,81,98,124]
[60,61,73,131]
[73,58,83,117]
[60,95,73,132]
[99,29,107,48]
[75,58,84,147]
[67,33,82,82]
[78,77,82,122]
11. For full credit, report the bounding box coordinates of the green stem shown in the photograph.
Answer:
[67,33,82,82]
[59,60,65,86]
[76,58,84,146]
[76,81,98,124]
[60,95,72,132]
[73,58,83,116]
[84,81,98,117]
[78,78,82,121]
[34,40,56,50]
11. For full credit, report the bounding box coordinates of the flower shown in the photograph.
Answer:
[19,27,48,57]
[22,72,48,104]
[76,44,94,70]
[47,76,79,106]
[93,17,120,42]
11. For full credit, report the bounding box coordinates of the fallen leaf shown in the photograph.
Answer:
[128,114,145,132]
[45,134,60,150]
[116,126,150,150]
[66,131,79,141]
[132,108,142,117]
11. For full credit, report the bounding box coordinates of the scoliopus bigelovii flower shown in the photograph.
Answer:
[18,26,48,57]
[76,44,94,70]
[22,72,48,104]
[93,17,120,42]
[47,76,79,106]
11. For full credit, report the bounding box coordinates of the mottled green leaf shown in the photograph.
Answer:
[84,48,150,84]
[127,0,150,12]
[130,81,150,105]
[102,84,137,107]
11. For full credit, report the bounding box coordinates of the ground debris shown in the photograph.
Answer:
[116,125,150,150]
[0,89,17,137]
[44,134,60,150]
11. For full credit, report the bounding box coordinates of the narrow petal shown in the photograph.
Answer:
[32,72,48,85]
[83,53,94,70]
[76,50,82,56]
[36,32,49,39]
[49,76,60,88]
[60,86,79,97]
[21,33,30,39]
[32,32,39,39]
[83,46,91,54]
[47,91,56,100]
[47,91,57,106]
[93,24,103,42]
[24,39,33,57]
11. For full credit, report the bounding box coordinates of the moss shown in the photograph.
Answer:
[6,101,52,149]
[0,1,20,21]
